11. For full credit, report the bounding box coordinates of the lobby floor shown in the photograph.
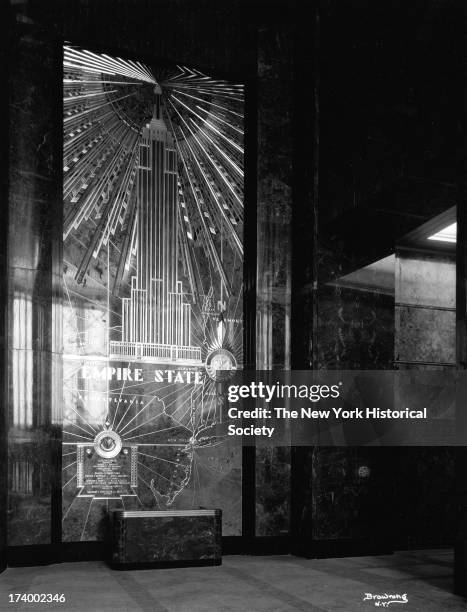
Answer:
[1,549,466,611]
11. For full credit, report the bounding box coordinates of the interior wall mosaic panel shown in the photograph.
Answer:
[61,46,243,540]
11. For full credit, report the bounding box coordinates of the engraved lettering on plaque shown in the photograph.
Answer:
[77,442,137,499]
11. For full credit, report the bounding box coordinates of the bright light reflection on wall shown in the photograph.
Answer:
[12,294,33,427]
[428,222,457,243]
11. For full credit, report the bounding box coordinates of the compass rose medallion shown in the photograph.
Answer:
[93,419,123,459]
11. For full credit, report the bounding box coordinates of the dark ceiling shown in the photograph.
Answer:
[320,0,461,215]
[11,0,464,275]
[316,1,463,275]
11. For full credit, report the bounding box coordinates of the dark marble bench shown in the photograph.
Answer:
[110,509,222,568]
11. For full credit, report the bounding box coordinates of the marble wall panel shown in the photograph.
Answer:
[0,277,6,568]
[292,241,396,547]
[255,26,293,536]
[395,306,456,365]
[0,32,7,565]
[318,286,395,370]
[7,25,62,547]
[311,448,380,541]
[396,253,455,308]
[392,250,456,548]
[292,447,390,549]
[395,251,456,366]
[256,27,293,371]
[256,446,290,537]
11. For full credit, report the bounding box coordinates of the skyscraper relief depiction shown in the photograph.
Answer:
[111,85,201,364]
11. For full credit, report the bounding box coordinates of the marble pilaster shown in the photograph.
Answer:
[255,26,293,537]
[7,20,62,547]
